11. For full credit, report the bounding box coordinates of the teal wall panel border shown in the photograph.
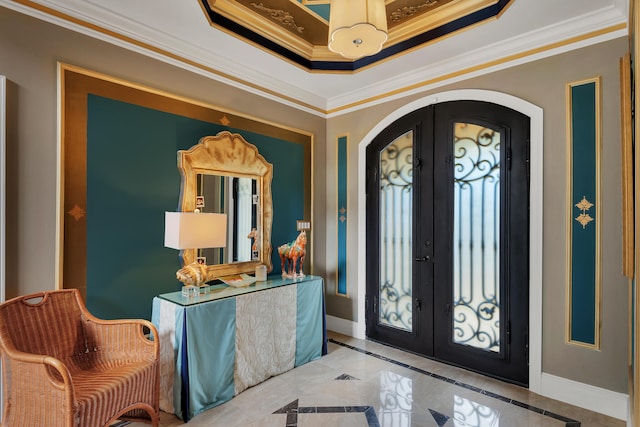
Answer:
[60,64,313,321]
[337,135,348,296]
[566,77,601,349]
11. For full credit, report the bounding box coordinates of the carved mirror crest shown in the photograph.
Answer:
[177,131,273,280]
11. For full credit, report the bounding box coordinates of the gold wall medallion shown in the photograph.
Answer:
[574,196,594,229]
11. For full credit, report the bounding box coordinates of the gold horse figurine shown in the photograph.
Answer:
[278,230,307,278]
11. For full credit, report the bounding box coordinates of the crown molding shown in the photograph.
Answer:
[325,4,627,114]
[1,0,629,117]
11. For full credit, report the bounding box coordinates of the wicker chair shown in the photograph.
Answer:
[0,289,160,427]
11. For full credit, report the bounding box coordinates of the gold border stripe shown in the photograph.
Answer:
[564,76,602,350]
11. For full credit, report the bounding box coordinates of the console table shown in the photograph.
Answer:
[151,275,326,421]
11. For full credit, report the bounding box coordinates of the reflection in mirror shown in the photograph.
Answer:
[197,174,259,265]
[177,131,273,281]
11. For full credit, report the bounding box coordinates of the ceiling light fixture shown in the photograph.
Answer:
[328,0,388,60]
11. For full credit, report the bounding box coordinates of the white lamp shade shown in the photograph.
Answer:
[164,212,227,250]
[328,0,388,59]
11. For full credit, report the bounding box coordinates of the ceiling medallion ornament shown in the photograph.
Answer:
[250,2,305,34]
[328,0,388,59]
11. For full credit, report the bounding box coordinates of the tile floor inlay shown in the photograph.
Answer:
[429,409,450,427]
[117,334,621,426]
[274,399,380,427]
[328,338,582,427]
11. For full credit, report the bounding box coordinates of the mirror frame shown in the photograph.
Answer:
[177,131,273,280]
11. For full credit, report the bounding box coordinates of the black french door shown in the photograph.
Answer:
[365,101,530,386]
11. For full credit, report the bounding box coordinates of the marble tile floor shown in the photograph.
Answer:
[123,331,624,427]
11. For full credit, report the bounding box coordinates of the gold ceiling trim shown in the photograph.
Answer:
[389,1,442,24]
[250,2,305,34]
[206,0,328,57]
[205,0,505,64]
[327,23,627,114]
[387,0,498,45]
[8,1,626,116]
[10,0,325,114]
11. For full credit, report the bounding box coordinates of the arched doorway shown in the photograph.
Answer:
[365,100,529,385]
[356,90,543,391]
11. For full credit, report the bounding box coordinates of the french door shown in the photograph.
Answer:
[365,100,530,386]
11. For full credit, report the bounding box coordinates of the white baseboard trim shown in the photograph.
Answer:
[540,373,628,421]
[326,315,364,340]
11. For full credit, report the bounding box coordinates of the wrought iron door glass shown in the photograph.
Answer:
[379,131,414,331]
[452,123,501,353]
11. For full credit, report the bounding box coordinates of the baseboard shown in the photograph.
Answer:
[326,315,364,339]
[540,372,628,421]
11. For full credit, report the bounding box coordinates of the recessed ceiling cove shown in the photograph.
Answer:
[199,0,514,72]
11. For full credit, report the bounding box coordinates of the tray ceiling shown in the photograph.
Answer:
[200,0,513,71]
[1,0,629,114]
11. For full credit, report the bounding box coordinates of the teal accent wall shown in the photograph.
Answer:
[87,95,305,320]
[337,136,348,295]
[296,0,330,20]
[569,82,598,345]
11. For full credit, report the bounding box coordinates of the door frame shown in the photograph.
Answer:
[356,89,543,393]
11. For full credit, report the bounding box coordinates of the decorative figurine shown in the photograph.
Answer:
[278,230,307,278]
[247,227,259,259]
[176,262,208,287]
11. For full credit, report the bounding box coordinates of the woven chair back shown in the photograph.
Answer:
[0,289,87,361]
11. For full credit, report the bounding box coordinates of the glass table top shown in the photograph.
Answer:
[158,274,321,306]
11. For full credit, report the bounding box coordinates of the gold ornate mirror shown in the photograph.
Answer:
[177,131,273,280]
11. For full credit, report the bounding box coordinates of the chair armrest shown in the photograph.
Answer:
[82,317,159,361]
[3,349,74,401]
[2,351,76,425]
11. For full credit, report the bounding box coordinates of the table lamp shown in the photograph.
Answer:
[165,211,227,294]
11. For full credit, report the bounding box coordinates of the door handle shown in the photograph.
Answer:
[415,256,430,262]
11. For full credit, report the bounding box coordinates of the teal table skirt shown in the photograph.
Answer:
[151,275,327,421]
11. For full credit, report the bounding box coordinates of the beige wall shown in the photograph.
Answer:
[326,37,629,393]
[0,5,629,395]
[0,7,327,297]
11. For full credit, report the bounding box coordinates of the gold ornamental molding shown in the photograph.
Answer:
[390,1,442,24]
[250,2,305,34]
[202,0,509,65]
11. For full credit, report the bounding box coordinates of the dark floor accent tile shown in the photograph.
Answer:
[364,406,381,427]
[481,389,512,403]
[429,409,450,427]
[292,405,380,427]
[511,400,544,413]
[273,399,299,414]
[455,381,483,393]
[544,410,582,424]
[286,412,297,426]
[431,373,453,383]
[315,406,346,413]
[335,373,358,380]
